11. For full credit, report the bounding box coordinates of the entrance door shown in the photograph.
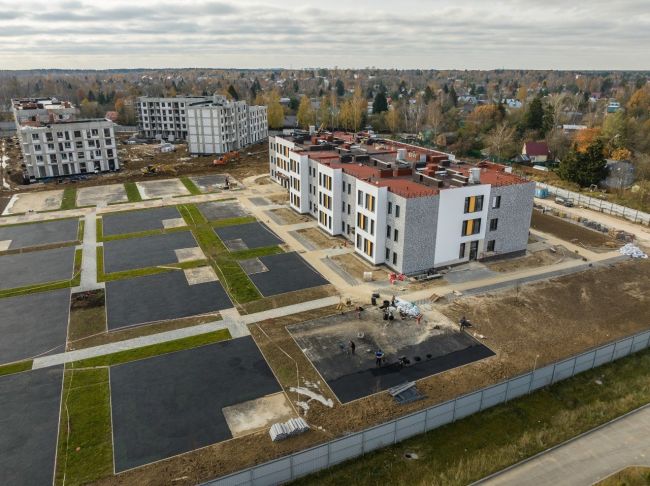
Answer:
[469,240,479,260]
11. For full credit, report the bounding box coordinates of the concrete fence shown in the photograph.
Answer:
[204,329,650,486]
[537,183,650,226]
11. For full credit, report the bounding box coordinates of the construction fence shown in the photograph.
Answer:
[537,183,650,226]
[205,329,650,486]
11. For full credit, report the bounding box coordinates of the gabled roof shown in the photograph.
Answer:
[523,141,550,156]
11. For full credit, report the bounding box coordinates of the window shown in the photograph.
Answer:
[487,240,496,252]
[370,219,375,236]
[363,238,373,257]
[392,252,397,265]
[395,205,400,217]
[347,185,351,195]
[394,229,399,242]
[342,202,346,213]
[32,133,39,141]
[461,218,481,236]
[459,243,466,259]
[347,205,351,215]
[356,234,362,249]
[342,181,346,192]
[388,202,392,214]
[464,195,484,213]
[386,225,391,238]
[385,248,390,260]
[342,222,346,233]
[493,195,501,209]
[489,218,498,231]
[357,190,363,205]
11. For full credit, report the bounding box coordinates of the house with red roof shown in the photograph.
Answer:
[522,141,551,164]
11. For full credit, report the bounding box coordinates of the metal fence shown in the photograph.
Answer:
[205,329,650,486]
[537,183,650,226]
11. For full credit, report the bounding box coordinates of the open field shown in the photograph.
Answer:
[531,210,619,250]
[485,247,580,273]
[271,207,312,225]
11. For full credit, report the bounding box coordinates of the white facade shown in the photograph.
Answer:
[136,96,208,140]
[186,96,267,155]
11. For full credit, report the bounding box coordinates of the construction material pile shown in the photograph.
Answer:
[269,418,310,442]
[394,297,421,318]
[619,243,648,259]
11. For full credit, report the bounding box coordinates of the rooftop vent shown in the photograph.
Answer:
[469,167,481,184]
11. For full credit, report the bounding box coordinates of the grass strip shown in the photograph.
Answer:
[0,359,33,377]
[293,346,650,486]
[124,182,142,202]
[71,329,231,369]
[231,245,284,260]
[100,259,208,282]
[54,367,112,486]
[100,225,188,242]
[597,467,650,485]
[180,176,202,195]
[95,217,103,242]
[60,187,77,210]
[178,203,261,304]
[77,218,85,242]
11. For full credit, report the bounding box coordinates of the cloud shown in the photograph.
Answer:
[0,0,648,69]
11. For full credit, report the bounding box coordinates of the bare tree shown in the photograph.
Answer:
[484,123,516,160]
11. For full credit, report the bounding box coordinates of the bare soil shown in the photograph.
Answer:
[98,259,650,486]
[332,252,389,280]
[267,193,289,205]
[485,247,580,273]
[270,208,311,225]
[531,210,619,250]
[298,227,346,249]
[239,284,338,315]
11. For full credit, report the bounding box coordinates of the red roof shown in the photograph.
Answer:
[523,141,550,156]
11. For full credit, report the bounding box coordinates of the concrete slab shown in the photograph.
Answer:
[239,257,269,275]
[184,266,218,285]
[0,366,63,486]
[0,240,11,251]
[289,309,495,403]
[2,189,63,215]
[223,238,248,251]
[161,217,186,229]
[0,218,79,250]
[0,288,70,364]
[214,222,283,250]
[190,174,229,193]
[247,252,329,297]
[0,246,75,290]
[197,201,248,221]
[103,231,200,273]
[223,393,295,438]
[76,184,128,206]
[105,271,232,329]
[136,179,190,199]
[102,206,182,236]
[174,247,205,263]
[110,337,282,471]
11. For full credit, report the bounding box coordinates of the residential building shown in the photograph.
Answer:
[186,95,267,155]
[136,95,208,141]
[521,141,551,164]
[12,98,119,181]
[269,131,534,275]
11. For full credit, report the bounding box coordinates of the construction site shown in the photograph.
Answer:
[0,134,649,485]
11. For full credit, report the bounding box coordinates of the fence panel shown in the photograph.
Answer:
[205,330,650,486]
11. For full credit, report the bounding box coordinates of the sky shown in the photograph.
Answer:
[1,0,649,70]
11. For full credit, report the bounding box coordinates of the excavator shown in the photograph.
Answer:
[213,151,240,166]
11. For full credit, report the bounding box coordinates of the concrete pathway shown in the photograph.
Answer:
[478,405,650,486]
[31,296,340,369]
[74,211,104,292]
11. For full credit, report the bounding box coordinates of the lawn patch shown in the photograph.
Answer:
[0,360,33,376]
[124,182,142,202]
[231,245,284,260]
[60,187,77,210]
[211,216,257,228]
[180,176,202,195]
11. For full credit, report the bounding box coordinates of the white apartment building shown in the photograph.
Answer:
[12,98,119,181]
[136,95,208,141]
[270,132,535,275]
[186,95,268,155]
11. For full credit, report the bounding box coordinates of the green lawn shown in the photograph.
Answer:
[76,219,85,242]
[178,204,263,304]
[180,176,202,195]
[0,360,33,376]
[294,346,650,486]
[60,187,77,210]
[124,182,142,202]
[231,245,284,260]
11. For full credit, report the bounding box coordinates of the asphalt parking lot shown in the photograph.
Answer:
[105,270,232,330]
[0,245,75,290]
[197,201,248,221]
[102,206,183,236]
[110,337,281,471]
[0,218,79,250]
[214,221,283,251]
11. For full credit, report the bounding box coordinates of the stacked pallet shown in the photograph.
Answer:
[269,417,310,442]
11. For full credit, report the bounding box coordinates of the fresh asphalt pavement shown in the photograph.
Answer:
[197,201,248,221]
[246,251,329,297]
[0,245,75,290]
[101,206,182,236]
[105,270,233,330]
[0,288,70,364]
[102,230,199,273]
[0,218,79,250]
[214,221,283,250]
[110,336,281,471]
[0,366,64,486]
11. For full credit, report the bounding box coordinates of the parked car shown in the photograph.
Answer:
[555,196,574,207]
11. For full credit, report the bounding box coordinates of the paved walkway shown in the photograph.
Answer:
[31,296,340,369]
[74,211,104,292]
[479,405,650,486]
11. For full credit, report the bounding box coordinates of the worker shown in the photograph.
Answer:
[375,349,384,367]
[459,316,469,331]
[349,340,356,355]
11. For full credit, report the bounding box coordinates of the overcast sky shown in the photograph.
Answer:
[1,0,649,70]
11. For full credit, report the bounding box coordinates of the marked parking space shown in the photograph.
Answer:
[247,252,329,297]
[0,366,64,486]
[103,231,200,273]
[102,206,182,236]
[105,271,232,330]
[190,174,229,193]
[110,337,282,471]
[197,201,248,221]
[214,222,283,251]
[0,246,75,290]
[0,288,70,365]
[0,218,78,250]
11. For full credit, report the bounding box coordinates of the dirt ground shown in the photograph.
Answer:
[100,259,650,486]
[332,252,389,280]
[531,210,619,250]
[297,227,345,249]
[271,207,311,225]
[485,247,580,273]
[3,189,63,214]
[267,193,289,205]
